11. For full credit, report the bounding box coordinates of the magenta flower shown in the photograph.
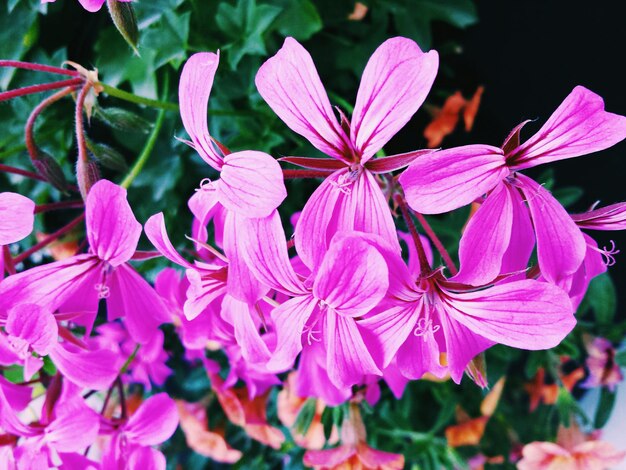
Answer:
[0,192,35,278]
[42,0,132,13]
[255,36,438,269]
[0,180,170,344]
[240,212,389,389]
[358,234,576,383]
[400,86,626,287]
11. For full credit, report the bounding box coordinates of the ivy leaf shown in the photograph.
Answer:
[215,0,282,69]
[594,387,616,429]
[142,11,191,69]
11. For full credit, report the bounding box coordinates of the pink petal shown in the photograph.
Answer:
[220,295,271,364]
[304,446,356,468]
[571,202,626,231]
[218,151,287,218]
[255,37,351,161]
[313,232,388,316]
[507,86,626,170]
[125,393,179,446]
[0,255,100,321]
[442,280,575,350]
[397,325,447,380]
[127,446,167,470]
[6,304,58,355]
[107,263,171,344]
[0,375,32,411]
[500,183,535,277]
[0,386,37,437]
[239,210,307,296]
[517,174,586,285]
[188,185,220,237]
[453,182,513,286]
[351,37,438,162]
[0,192,35,245]
[184,268,228,320]
[77,0,106,12]
[23,356,43,381]
[144,213,194,269]
[179,52,223,169]
[267,295,318,372]
[223,212,268,304]
[45,399,99,453]
[324,311,381,389]
[48,342,119,390]
[399,145,508,214]
[86,180,141,266]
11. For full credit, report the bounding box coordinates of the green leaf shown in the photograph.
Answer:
[553,186,584,208]
[585,273,617,325]
[594,387,616,429]
[293,398,317,435]
[0,0,39,89]
[42,355,57,376]
[616,350,626,367]
[274,0,322,40]
[321,406,333,441]
[142,11,191,69]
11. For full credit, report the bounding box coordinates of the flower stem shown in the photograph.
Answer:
[396,195,431,277]
[0,60,80,77]
[0,78,83,102]
[3,246,16,276]
[13,214,85,265]
[413,211,458,276]
[35,200,84,214]
[75,83,92,164]
[121,104,166,189]
[98,82,179,111]
[0,163,47,183]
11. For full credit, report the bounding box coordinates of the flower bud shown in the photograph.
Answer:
[106,0,139,54]
[32,152,69,193]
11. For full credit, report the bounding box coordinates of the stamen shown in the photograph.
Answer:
[196,178,216,192]
[95,283,110,299]
[601,240,620,266]
[329,165,361,195]
[413,317,440,341]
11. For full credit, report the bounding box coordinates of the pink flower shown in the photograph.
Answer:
[0,180,170,344]
[581,336,624,391]
[256,36,438,269]
[400,86,626,287]
[42,0,132,13]
[518,424,626,470]
[0,192,35,278]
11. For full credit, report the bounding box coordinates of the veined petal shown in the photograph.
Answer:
[571,202,626,231]
[86,180,141,266]
[107,263,171,344]
[399,145,508,214]
[0,255,100,321]
[184,268,227,320]
[45,401,99,453]
[453,183,513,286]
[442,280,575,350]
[125,393,179,446]
[507,86,626,170]
[218,151,287,218]
[223,212,267,304]
[239,210,307,296]
[313,232,388,317]
[49,342,119,390]
[352,37,439,162]
[396,327,447,380]
[500,183,535,277]
[255,37,350,161]
[127,447,167,470]
[188,185,220,235]
[221,295,271,364]
[517,174,586,285]
[6,304,58,356]
[294,172,342,271]
[179,52,223,169]
[324,311,381,389]
[0,192,35,245]
[0,386,37,437]
[267,295,318,372]
[144,213,194,269]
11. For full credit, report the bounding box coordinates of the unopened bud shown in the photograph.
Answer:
[106,0,139,54]
[76,158,101,200]
[32,152,69,193]
[86,138,128,172]
[465,353,488,388]
[95,106,152,134]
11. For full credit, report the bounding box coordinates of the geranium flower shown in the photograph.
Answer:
[42,0,132,13]
[256,36,438,270]
[581,336,623,391]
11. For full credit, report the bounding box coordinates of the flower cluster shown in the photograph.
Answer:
[1,34,625,468]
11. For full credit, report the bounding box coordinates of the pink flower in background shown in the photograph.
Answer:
[0,192,35,278]
[0,180,170,344]
[256,36,438,269]
[42,0,132,13]
[518,423,626,470]
[581,336,624,391]
[400,86,626,287]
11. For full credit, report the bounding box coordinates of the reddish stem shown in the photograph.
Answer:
[75,83,92,164]
[395,195,431,277]
[282,169,334,179]
[25,86,77,162]
[3,246,16,276]
[0,163,47,183]
[35,200,84,214]
[413,211,459,276]
[116,377,128,420]
[0,60,80,77]
[13,213,84,265]
[0,78,83,102]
